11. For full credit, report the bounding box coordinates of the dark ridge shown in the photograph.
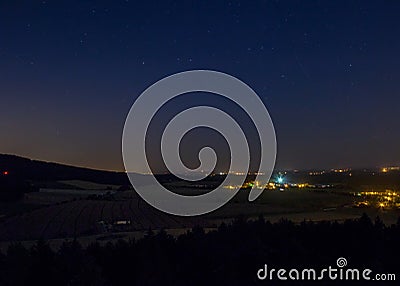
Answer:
[0,154,130,185]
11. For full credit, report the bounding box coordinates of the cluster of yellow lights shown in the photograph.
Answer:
[332,168,351,173]
[223,181,309,190]
[360,190,398,197]
[357,190,399,209]
[360,191,380,196]
[224,185,236,190]
[381,167,400,173]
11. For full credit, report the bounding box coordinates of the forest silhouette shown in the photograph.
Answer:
[0,214,398,285]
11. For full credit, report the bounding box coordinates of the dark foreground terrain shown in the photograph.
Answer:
[0,214,398,286]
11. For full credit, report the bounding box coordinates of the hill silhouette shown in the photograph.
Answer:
[0,154,130,185]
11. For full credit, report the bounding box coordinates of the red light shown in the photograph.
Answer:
[3,171,8,175]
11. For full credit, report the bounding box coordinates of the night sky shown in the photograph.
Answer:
[1,1,399,172]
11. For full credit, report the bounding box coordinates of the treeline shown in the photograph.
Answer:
[0,214,398,285]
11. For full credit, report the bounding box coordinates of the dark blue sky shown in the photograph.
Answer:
[1,0,399,171]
